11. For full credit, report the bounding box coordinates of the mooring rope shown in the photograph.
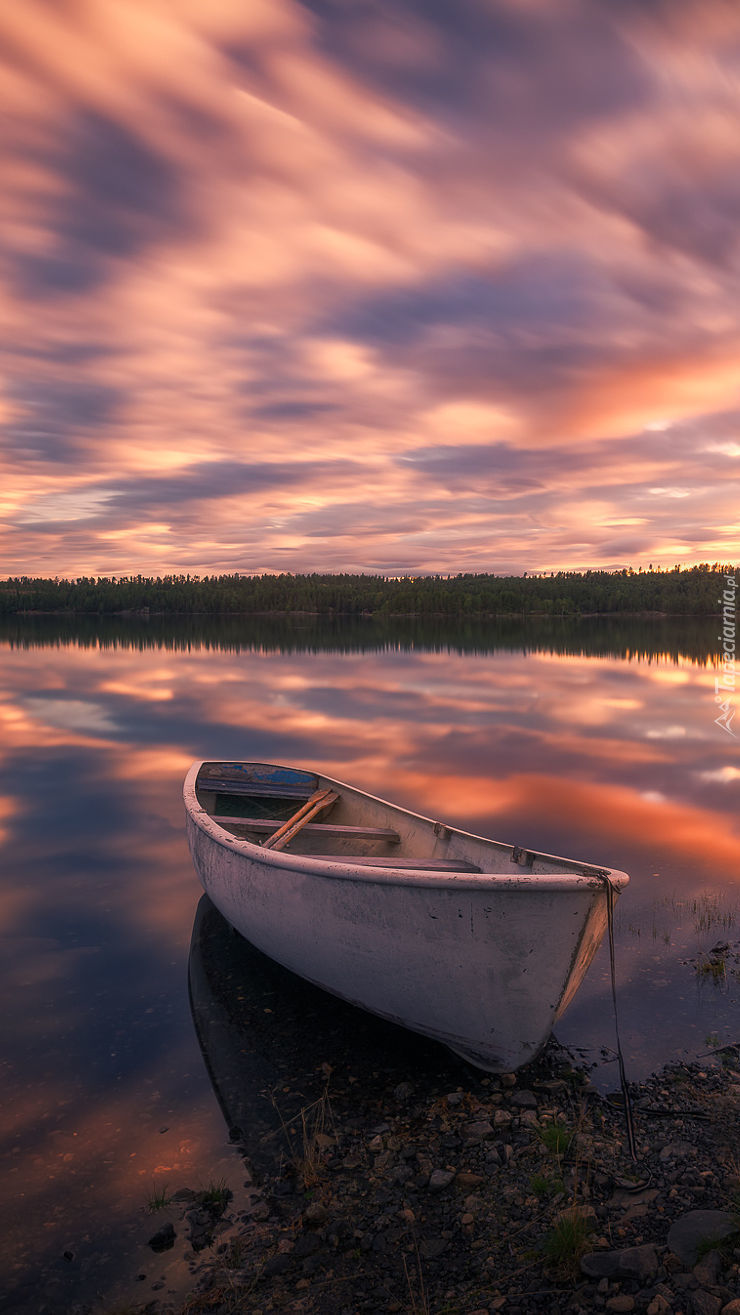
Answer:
[598,870,639,1163]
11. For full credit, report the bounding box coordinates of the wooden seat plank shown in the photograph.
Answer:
[215,816,400,842]
[197,778,315,800]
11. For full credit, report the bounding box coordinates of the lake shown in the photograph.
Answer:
[1,613,738,1312]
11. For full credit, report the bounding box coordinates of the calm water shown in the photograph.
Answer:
[1,614,738,1312]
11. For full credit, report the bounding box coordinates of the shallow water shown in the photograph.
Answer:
[1,614,738,1312]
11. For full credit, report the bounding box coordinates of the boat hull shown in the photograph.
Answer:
[184,762,628,1072]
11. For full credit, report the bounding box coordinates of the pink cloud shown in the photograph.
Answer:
[1,0,739,576]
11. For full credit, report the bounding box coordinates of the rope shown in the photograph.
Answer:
[598,871,639,1163]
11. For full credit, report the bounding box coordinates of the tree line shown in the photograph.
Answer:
[0,564,735,617]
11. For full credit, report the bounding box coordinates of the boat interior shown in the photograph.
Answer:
[194,761,484,872]
[192,761,616,883]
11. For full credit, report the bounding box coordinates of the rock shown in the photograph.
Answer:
[646,1298,672,1315]
[580,1244,659,1282]
[147,1222,176,1253]
[500,1073,517,1087]
[303,1202,329,1227]
[694,1250,723,1285]
[621,1202,650,1223]
[428,1169,455,1193]
[720,1301,740,1314]
[667,1211,739,1266]
[187,1209,214,1252]
[509,1089,538,1109]
[660,1141,698,1161]
[393,1082,413,1102]
[622,1243,661,1280]
[690,1293,722,1315]
[493,1109,513,1128]
[606,1297,635,1313]
[465,1120,494,1143]
[608,1187,660,1209]
[392,1163,414,1185]
[446,1091,464,1106]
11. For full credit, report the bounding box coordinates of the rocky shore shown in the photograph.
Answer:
[132,1047,740,1315]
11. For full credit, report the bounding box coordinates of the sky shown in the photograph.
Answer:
[2,0,740,580]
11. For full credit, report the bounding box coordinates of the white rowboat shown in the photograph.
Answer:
[184,760,628,1072]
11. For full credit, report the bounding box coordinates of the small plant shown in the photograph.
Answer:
[537,1120,574,1159]
[146,1183,172,1213]
[272,1082,336,1188]
[529,1172,565,1199]
[542,1205,592,1276]
[200,1178,232,1210]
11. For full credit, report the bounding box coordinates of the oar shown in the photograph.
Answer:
[262,788,339,852]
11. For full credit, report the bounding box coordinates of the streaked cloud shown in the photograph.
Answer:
[1,0,739,576]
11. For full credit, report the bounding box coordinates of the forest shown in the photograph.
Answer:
[0,564,735,617]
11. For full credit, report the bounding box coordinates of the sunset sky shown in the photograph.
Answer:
[2,0,740,580]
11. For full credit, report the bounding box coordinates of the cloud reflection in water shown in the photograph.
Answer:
[0,618,738,1308]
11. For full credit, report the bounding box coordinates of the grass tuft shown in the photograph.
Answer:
[529,1171,565,1199]
[146,1183,172,1213]
[542,1204,592,1276]
[272,1081,335,1189]
[199,1178,232,1210]
[537,1120,574,1159]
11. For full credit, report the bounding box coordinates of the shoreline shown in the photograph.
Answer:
[125,1047,740,1315]
[1,608,725,619]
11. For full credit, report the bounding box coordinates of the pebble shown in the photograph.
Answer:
[509,1089,538,1109]
[147,1223,176,1253]
[465,1120,495,1142]
[690,1294,722,1315]
[121,1054,740,1315]
[646,1297,672,1315]
[428,1168,456,1192]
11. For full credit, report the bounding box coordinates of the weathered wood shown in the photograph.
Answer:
[308,855,482,871]
[197,777,315,800]
[215,816,400,842]
[263,789,339,852]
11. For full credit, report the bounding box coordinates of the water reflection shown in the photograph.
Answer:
[0,615,738,1311]
[0,610,724,663]
[188,896,463,1176]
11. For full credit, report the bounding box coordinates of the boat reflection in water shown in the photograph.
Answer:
[187,895,457,1171]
